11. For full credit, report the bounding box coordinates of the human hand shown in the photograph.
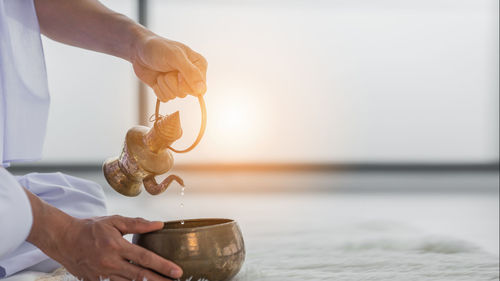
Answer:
[52,215,182,281]
[132,35,207,102]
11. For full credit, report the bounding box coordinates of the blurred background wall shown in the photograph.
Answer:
[39,0,499,165]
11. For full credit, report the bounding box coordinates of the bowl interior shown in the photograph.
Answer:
[164,218,234,230]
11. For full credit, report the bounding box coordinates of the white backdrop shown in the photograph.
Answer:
[40,0,499,164]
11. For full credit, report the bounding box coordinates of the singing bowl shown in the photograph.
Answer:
[133,218,245,281]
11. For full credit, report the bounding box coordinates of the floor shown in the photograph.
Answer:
[104,170,499,281]
[7,168,500,280]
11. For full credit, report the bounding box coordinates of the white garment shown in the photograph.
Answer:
[0,0,50,272]
[0,0,50,165]
[0,169,32,262]
[0,171,107,278]
[0,0,108,277]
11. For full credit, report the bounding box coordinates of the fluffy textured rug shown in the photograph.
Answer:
[232,222,499,281]
[6,221,498,281]
[4,193,499,281]
[7,224,499,281]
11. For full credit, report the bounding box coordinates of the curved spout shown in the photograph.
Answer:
[143,174,184,195]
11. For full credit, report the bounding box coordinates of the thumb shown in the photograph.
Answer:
[111,216,164,235]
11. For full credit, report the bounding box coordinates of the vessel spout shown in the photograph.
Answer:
[143,174,185,195]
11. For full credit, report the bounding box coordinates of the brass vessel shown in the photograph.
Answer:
[133,218,245,281]
[103,97,206,196]
[103,111,184,196]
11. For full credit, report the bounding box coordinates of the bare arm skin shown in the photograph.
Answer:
[34,0,207,102]
[25,188,182,281]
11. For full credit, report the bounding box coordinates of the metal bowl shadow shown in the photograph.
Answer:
[133,218,245,281]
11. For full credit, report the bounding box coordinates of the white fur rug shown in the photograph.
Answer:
[232,222,499,281]
[5,193,499,281]
[6,226,499,281]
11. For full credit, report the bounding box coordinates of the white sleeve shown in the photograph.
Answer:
[0,168,33,258]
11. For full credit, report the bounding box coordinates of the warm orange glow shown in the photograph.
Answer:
[149,87,274,162]
[214,101,254,139]
[200,90,269,161]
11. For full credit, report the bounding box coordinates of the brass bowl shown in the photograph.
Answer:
[133,218,245,281]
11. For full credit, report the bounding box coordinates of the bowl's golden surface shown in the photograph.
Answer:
[133,218,245,281]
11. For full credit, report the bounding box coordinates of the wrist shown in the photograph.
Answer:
[25,189,75,259]
[127,22,155,64]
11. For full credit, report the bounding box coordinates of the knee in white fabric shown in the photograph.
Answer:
[16,172,107,219]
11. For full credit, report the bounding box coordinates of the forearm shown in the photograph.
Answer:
[24,188,74,258]
[34,0,152,62]
[22,188,182,280]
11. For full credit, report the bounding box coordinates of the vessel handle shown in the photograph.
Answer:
[153,95,207,153]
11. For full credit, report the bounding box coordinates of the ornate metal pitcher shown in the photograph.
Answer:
[103,97,206,196]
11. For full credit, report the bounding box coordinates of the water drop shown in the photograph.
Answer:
[180,186,185,225]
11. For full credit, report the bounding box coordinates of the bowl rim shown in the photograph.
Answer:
[152,218,236,233]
